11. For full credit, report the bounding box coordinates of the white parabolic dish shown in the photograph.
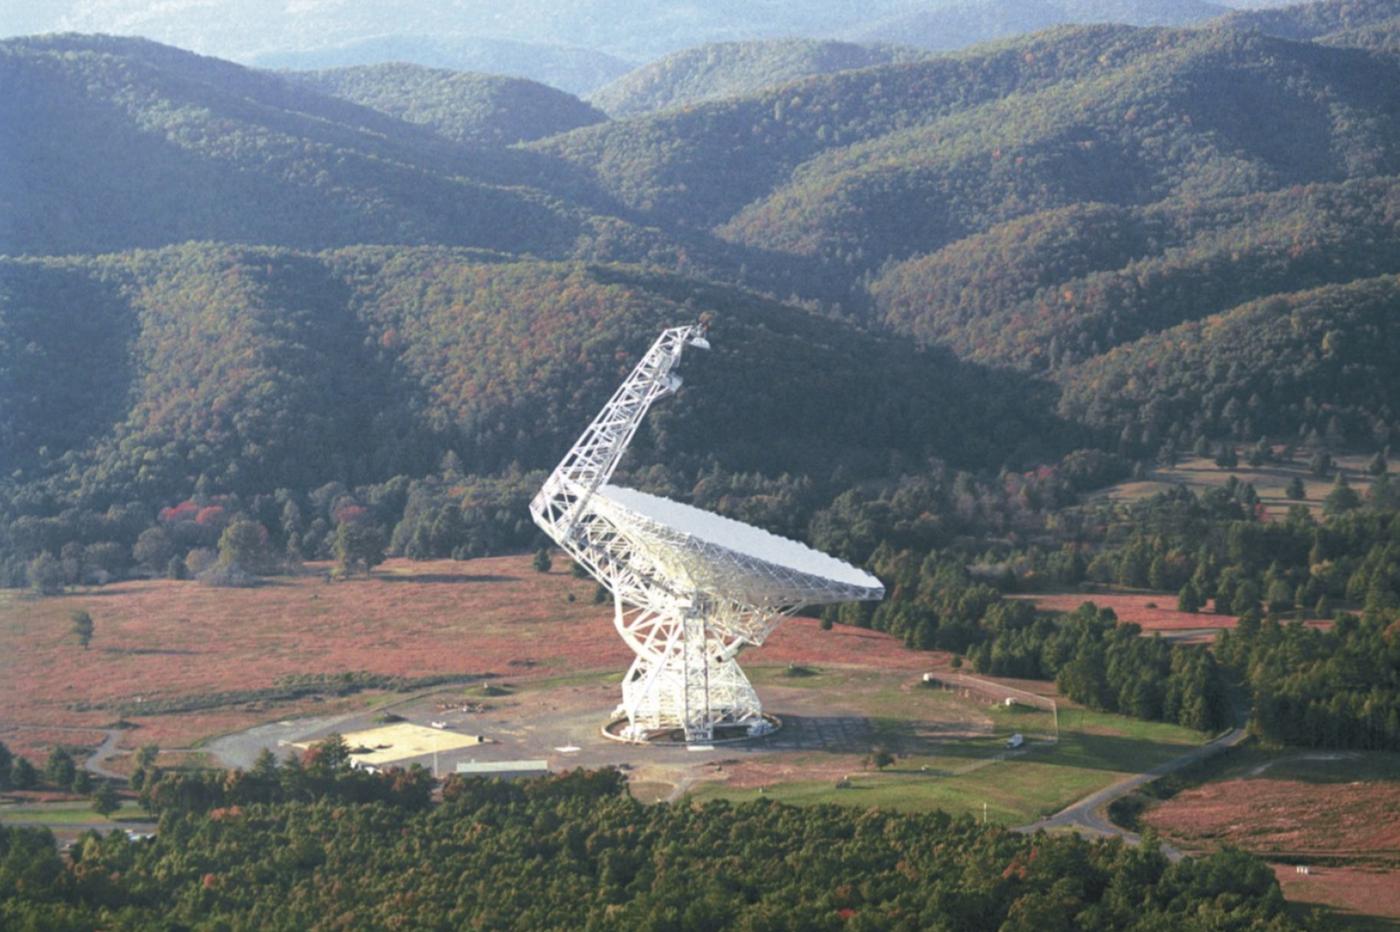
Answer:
[530,324,884,741]
[592,484,883,605]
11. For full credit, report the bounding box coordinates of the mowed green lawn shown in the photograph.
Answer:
[0,799,146,825]
[688,689,1208,825]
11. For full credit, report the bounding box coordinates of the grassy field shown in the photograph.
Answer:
[1136,746,1400,927]
[0,799,146,825]
[688,684,1207,825]
[1098,451,1380,519]
[0,556,928,758]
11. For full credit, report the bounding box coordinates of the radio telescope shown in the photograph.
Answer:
[529,325,884,743]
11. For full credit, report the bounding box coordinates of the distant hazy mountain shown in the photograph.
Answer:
[286,64,607,146]
[0,34,653,258]
[7,0,1312,83]
[590,40,930,116]
[6,0,929,63]
[849,0,1229,50]
[253,35,634,96]
[1213,0,1400,40]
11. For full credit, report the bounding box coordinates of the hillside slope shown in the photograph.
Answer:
[1214,0,1400,40]
[850,0,1228,50]
[589,40,928,116]
[0,34,674,261]
[718,30,1400,267]
[253,35,634,96]
[1058,274,1400,447]
[534,25,1176,229]
[0,245,1072,511]
[869,176,1400,369]
[286,64,607,146]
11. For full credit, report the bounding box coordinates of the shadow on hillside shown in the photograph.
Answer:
[376,573,518,585]
[77,586,161,598]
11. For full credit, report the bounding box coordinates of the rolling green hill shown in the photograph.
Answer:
[869,176,1400,369]
[588,39,929,116]
[534,25,1176,229]
[0,244,1070,512]
[252,35,635,95]
[0,34,662,259]
[286,64,607,146]
[1214,0,1400,40]
[1058,273,1400,447]
[717,30,1400,267]
[849,0,1228,50]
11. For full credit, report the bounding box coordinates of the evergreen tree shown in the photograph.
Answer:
[92,781,120,817]
[1177,582,1201,613]
[44,748,76,790]
[70,610,94,650]
[1323,474,1361,516]
[11,757,38,789]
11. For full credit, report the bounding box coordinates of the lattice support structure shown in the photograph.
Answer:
[530,325,882,742]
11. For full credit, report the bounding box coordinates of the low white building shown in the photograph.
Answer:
[455,759,551,780]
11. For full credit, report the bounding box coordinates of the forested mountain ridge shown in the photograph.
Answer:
[1058,273,1400,447]
[252,35,635,95]
[0,34,667,260]
[870,176,1400,369]
[587,39,930,116]
[0,244,1073,512]
[285,64,608,146]
[716,29,1400,268]
[849,0,1230,50]
[1215,0,1400,40]
[532,24,1178,230]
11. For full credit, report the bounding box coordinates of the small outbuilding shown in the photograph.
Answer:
[455,759,551,780]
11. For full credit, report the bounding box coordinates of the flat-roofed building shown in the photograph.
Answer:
[454,759,551,780]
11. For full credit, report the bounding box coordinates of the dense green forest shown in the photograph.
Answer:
[1086,480,1400,749]
[588,39,928,116]
[1218,0,1400,42]
[0,764,1299,930]
[4,8,1398,561]
[287,64,607,146]
[0,35,668,260]
[0,243,1080,584]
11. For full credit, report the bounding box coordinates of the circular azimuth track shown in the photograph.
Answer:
[529,325,883,743]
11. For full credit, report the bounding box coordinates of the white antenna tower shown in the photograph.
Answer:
[530,325,884,743]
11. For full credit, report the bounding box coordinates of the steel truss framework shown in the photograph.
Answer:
[530,325,882,742]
